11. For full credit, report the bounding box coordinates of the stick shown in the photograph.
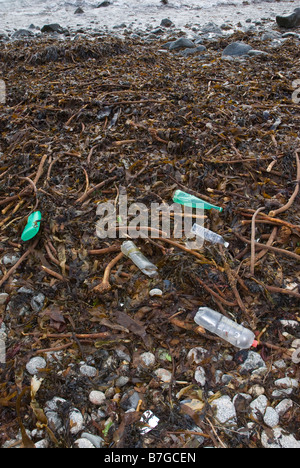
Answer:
[93,252,123,293]
[0,238,39,287]
[250,207,265,275]
[268,149,300,217]
[76,175,117,204]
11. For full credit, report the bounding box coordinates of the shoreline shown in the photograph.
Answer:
[0,0,299,39]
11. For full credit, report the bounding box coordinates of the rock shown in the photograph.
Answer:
[222,41,253,57]
[80,432,104,448]
[1,253,20,266]
[41,24,66,34]
[89,390,106,405]
[154,368,172,382]
[79,364,97,377]
[275,399,293,417]
[239,351,266,373]
[160,18,173,28]
[74,438,95,448]
[12,29,34,38]
[169,38,195,51]
[69,408,84,434]
[0,293,8,305]
[187,346,208,364]
[263,407,279,428]
[211,395,237,425]
[194,366,206,386]
[276,8,300,29]
[31,293,45,312]
[140,351,156,367]
[115,376,130,387]
[26,356,46,375]
[96,1,111,7]
[180,45,207,57]
[247,49,270,57]
[250,394,268,420]
[74,7,84,14]
[261,427,300,448]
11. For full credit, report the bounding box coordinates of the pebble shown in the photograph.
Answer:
[80,432,104,448]
[89,390,106,405]
[250,394,268,420]
[79,364,97,377]
[211,395,237,425]
[1,253,20,265]
[140,351,155,367]
[0,293,8,305]
[69,408,84,434]
[263,406,279,428]
[26,356,46,375]
[239,351,266,373]
[149,288,163,297]
[31,293,45,312]
[261,427,300,448]
[74,438,95,448]
[154,368,172,383]
[194,366,206,386]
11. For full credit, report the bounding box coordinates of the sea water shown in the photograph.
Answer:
[0,0,297,35]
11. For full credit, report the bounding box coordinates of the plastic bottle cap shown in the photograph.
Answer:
[252,340,258,348]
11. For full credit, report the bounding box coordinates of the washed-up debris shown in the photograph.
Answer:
[194,307,258,349]
[173,189,223,212]
[121,241,158,277]
[191,223,229,247]
[21,211,42,241]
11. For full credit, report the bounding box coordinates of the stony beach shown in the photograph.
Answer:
[0,2,299,450]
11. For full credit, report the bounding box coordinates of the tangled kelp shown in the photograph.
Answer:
[0,32,299,448]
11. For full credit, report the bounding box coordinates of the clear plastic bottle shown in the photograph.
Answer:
[121,241,158,278]
[191,223,229,248]
[194,307,257,349]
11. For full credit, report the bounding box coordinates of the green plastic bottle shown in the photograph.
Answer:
[173,190,223,212]
[21,211,42,242]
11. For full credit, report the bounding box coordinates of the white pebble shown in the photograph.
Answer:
[210,395,237,425]
[26,357,46,375]
[74,438,95,448]
[69,409,84,434]
[140,351,155,367]
[89,390,106,405]
[149,288,163,297]
[154,368,172,383]
[194,366,206,386]
[263,406,279,428]
[79,364,97,377]
[250,395,268,420]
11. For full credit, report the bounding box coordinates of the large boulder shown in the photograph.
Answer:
[276,8,300,29]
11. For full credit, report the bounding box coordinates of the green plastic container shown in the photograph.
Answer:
[21,211,42,242]
[173,190,223,212]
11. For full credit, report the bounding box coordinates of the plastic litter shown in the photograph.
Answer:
[121,240,158,278]
[173,189,223,212]
[194,307,258,349]
[21,211,42,241]
[139,410,159,434]
[191,223,229,247]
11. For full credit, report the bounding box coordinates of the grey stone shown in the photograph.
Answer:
[239,351,266,373]
[263,407,279,428]
[194,366,206,386]
[222,41,253,56]
[31,293,45,312]
[169,38,195,51]
[26,356,46,375]
[211,395,237,425]
[12,29,34,38]
[160,18,173,28]
[250,394,268,420]
[276,8,300,29]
